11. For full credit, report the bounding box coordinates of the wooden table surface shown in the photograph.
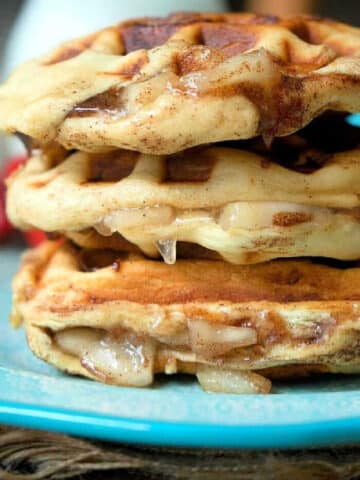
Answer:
[0,426,359,479]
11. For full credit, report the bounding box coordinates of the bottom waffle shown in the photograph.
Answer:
[12,240,360,394]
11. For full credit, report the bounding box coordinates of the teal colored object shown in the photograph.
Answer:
[1,246,360,448]
[347,113,360,127]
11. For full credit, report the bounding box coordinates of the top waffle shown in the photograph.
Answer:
[0,13,360,154]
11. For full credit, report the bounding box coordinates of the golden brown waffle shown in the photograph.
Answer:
[65,229,141,253]
[0,13,360,153]
[67,229,221,260]
[7,140,360,263]
[12,241,360,392]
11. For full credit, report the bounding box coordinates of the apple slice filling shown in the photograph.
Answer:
[54,322,265,392]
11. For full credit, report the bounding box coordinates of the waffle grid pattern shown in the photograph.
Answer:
[0,13,359,153]
[7,145,360,263]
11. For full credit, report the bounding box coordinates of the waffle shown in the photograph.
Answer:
[7,138,360,263]
[66,229,221,260]
[12,240,360,392]
[0,13,360,154]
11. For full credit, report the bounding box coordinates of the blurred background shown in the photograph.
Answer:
[0,0,359,164]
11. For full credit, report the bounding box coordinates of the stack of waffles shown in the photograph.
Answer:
[1,12,360,393]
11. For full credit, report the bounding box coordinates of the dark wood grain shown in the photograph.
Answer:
[0,426,359,480]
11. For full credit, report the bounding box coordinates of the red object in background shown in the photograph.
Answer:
[0,185,13,242]
[2,155,27,179]
[0,155,47,246]
[24,229,47,247]
[0,156,26,242]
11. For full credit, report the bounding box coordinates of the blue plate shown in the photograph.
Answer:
[1,245,360,448]
[347,113,360,127]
